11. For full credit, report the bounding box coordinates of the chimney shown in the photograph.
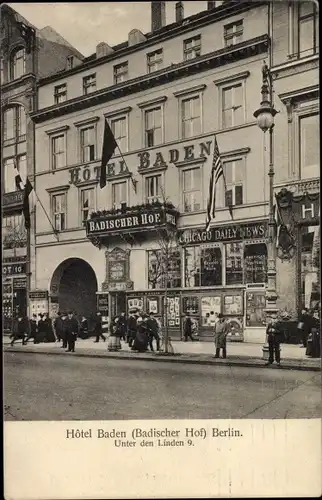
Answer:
[175,1,184,23]
[207,1,217,9]
[151,1,166,32]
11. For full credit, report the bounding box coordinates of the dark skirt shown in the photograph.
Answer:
[306,331,321,358]
[133,331,148,352]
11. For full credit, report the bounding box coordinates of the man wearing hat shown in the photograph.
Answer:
[25,314,38,344]
[214,314,229,358]
[65,310,79,352]
[10,312,29,346]
[127,309,138,347]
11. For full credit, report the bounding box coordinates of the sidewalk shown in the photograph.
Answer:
[3,337,320,371]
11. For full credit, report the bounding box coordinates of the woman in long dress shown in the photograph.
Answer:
[132,317,149,352]
[107,317,122,352]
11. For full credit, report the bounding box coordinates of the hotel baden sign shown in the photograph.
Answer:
[69,140,213,184]
[86,208,177,236]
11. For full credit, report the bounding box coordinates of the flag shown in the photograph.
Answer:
[14,162,34,229]
[100,119,118,189]
[205,136,232,232]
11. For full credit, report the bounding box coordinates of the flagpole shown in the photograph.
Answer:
[115,144,137,191]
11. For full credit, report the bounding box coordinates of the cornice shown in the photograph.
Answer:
[278,85,319,104]
[73,116,100,127]
[45,125,70,135]
[36,2,267,86]
[173,84,207,98]
[46,185,71,193]
[214,70,250,86]
[30,34,269,124]
[1,73,36,92]
[104,106,132,118]
[137,96,168,108]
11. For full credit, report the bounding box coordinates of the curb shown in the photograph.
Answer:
[4,346,321,372]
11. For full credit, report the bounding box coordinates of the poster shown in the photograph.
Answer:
[201,296,221,326]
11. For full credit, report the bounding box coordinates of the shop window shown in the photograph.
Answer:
[225,242,243,284]
[182,296,199,315]
[244,243,267,283]
[112,181,127,209]
[148,249,181,289]
[182,167,201,212]
[184,246,200,287]
[300,224,320,311]
[224,20,243,46]
[300,113,319,179]
[245,291,266,327]
[184,246,222,287]
[201,296,221,327]
[111,116,127,153]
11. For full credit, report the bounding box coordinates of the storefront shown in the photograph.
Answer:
[2,262,28,334]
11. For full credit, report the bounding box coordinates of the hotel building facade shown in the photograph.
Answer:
[28,0,319,342]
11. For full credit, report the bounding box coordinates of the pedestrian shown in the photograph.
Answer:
[127,309,137,347]
[265,316,283,366]
[65,310,79,352]
[306,310,320,358]
[54,311,63,342]
[43,313,56,343]
[118,312,127,341]
[37,313,46,342]
[25,314,38,344]
[79,315,89,339]
[146,311,160,351]
[298,308,312,347]
[10,313,29,346]
[107,317,122,352]
[132,317,149,352]
[60,312,68,349]
[93,311,106,343]
[183,312,195,342]
[214,314,229,358]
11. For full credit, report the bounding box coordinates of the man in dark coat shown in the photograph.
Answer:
[25,314,38,344]
[118,312,127,341]
[37,313,46,342]
[93,312,106,343]
[79,315,89,340]
[298,308,313,347]
[146,311,160,351]
[127,309,137,347]
[65,310,79,352]
[54,311,64,342]
[266,316,283,366]
[10,314,30,346]
[183,312,195,342]
[60,312,68,349]
[43,313,56,342]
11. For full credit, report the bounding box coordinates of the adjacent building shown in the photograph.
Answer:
[1,4,84,332]
[30,0,272,342]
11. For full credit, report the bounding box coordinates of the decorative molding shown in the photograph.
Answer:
[73,116,100,127]
[137,96,167,108]
[173,84,206,98]
[214,70,250,86]
[45,125,69,136]
[75,179,99,188]
[175,157,206,168]
[104,106,132,118]
[138,164,168,175]
[46,184,71,193]
[278,85,319,104]
[274,178,320,196]
[220,147,250,158]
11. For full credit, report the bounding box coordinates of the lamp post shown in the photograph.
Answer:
[253,62,278,359]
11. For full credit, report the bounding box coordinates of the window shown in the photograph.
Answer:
[183,35,201,60]
[112,181,127,209]
[147,49,163,73]
[222,84,243,128]
[83,74,96,95]
[182,96,201,138]
[244,243,267,283]
[80,188,95,223]
[144,107,162,147]
[0,57,4,84]
[66,56,74,69]
[182,167,201,213]
[300,113,319,179]
[3,158,15,193]
[185,246,222,287]
[2,214,27,249]
[224,20,243,46]
[300,224,320,311]
[52,193,67,231]
[10,47,26,80]
[17,155,27,185]
[54,84,67,104]
[114,62,128,84]
[111,117,127,153]
[224,159,244,206]
[51,134,66,170]
[298,2,318,57]
[80,126,96,162]
[225,242,243,284]
[3,105,26,144]
[145,174,163,203]
[148,250,181,289]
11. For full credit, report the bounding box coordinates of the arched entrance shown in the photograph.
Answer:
[50,258,98,320]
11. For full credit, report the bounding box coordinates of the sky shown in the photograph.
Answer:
[10,2,208,57]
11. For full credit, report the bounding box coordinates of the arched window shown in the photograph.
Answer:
[10,47,26,80]
[3,105,26,144]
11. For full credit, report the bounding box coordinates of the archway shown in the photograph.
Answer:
[50,258,98,321]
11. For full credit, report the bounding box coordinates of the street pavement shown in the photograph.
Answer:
[3,337,320,371]
[4,351,321,420]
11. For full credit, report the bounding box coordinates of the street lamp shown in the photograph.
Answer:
[253,62,278,359]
